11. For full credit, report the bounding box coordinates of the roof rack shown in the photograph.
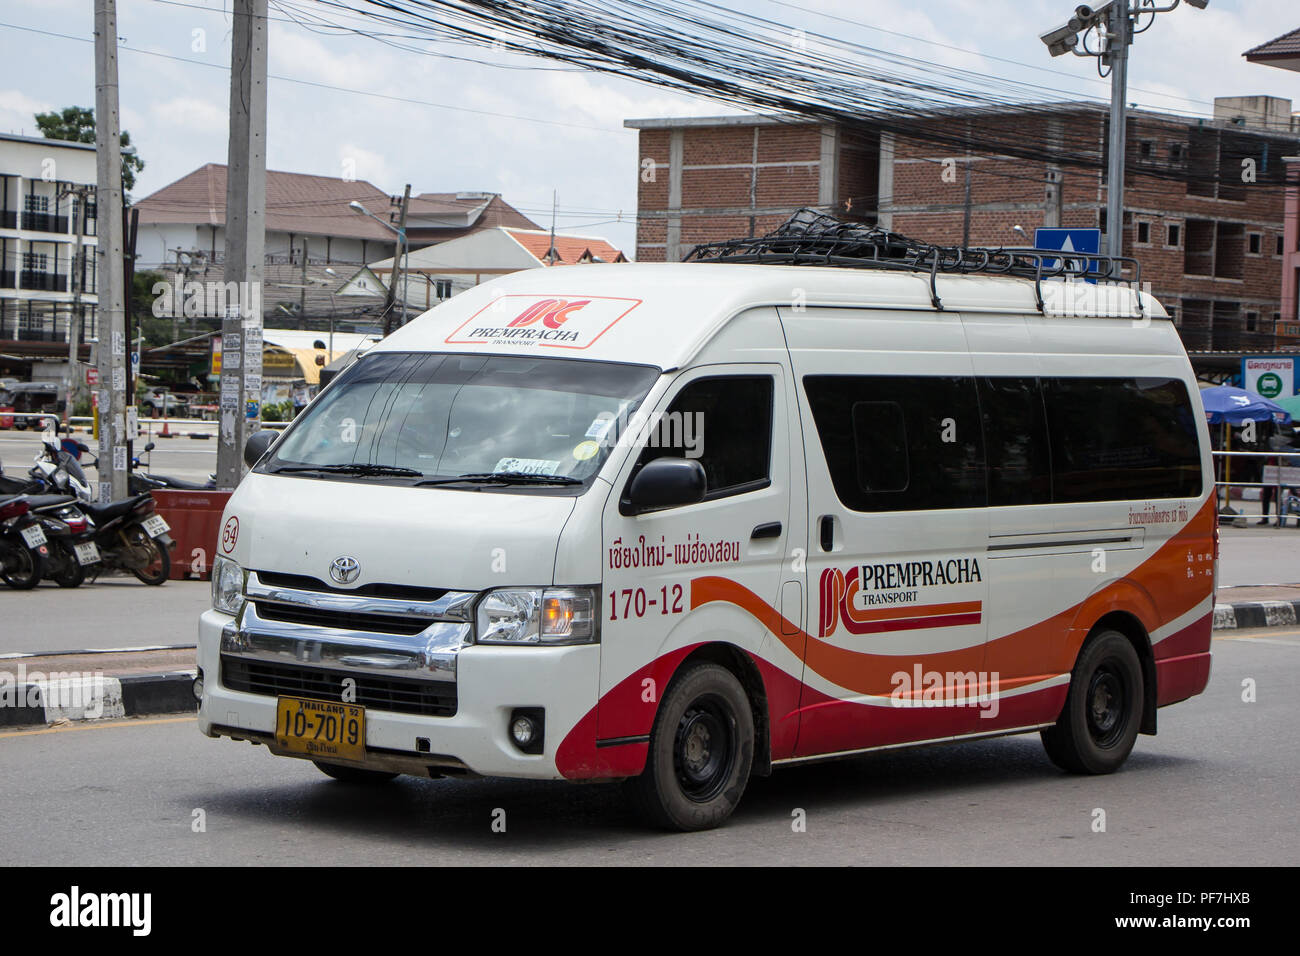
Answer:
[684,208,1144,318]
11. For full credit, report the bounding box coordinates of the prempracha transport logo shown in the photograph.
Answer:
[445,294,641,350]
[818,558,983,638]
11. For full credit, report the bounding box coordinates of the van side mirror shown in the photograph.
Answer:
[143,442,155,452]
[244,429,277,467]
[625,458,706,514]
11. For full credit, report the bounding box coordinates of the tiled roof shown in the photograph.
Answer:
[505,229,627,264]
[134,164,399,241]
[1245,27,1300,59]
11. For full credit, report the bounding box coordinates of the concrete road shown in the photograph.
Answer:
[0,631,1295,865]
[0,431,217,484]
[0,579,209,656]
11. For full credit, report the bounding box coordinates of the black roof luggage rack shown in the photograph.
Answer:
[684,207,1144,318]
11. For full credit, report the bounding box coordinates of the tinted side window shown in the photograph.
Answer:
[635,375,773,498]
[977,377,1052,506]
[805,375,986,512]
[1043,377,1202,501]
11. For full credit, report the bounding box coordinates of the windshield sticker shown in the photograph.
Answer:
[585,414,616,439]
[572,441,600,461]
[445,294,641,350]
[494,457,562,476]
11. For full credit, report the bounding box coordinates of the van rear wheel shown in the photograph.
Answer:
[313,761,399,784]
[628,662,753,831]
[1041,629,1144,774]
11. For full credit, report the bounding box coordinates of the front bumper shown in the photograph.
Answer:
[196,609,599,779]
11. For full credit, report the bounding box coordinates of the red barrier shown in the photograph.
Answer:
[0,406,12,429]
[149,488,232,581]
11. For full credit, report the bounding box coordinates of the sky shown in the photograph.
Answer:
[1,0,1297,258]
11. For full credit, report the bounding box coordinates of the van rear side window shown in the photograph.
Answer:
[804,375,1201,512]
[1043,377,1202,502]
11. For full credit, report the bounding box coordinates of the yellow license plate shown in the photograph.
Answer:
[275,696,365,762]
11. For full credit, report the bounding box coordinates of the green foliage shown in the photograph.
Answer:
[34,105,146,199]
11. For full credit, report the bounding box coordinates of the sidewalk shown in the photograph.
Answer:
[0,647,195,728]
[1212,584,1300,631]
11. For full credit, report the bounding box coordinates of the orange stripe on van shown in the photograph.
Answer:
[849,600,982,623]
[691,495,1217,699]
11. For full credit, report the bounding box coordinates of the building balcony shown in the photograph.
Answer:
[20,212,69,234]
[19,271,68,292]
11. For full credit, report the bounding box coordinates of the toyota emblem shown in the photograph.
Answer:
[329,556,360,585]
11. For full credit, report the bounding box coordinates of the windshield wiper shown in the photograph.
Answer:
[414,471,583,487]
[271,463,424,477]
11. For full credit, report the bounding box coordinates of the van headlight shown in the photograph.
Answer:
[475,587,599,645]
[211,555,247,616]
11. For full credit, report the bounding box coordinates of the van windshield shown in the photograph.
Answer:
[261,352,660,489]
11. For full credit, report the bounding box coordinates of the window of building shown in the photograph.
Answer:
[1136,221,1151,245]
[435,279,452,299]
[1138,140,1155,160]
[1167,223,1182,248]
[633,375,773,501]
[21,251,47,272]
[1248,232,1263,256]
[1277,234,1286,257]
[1169,142,1188,163]
[23,194,48,214]
[1273,312,1282,328]
[803,375,986,512]
[1246,311,1259,332]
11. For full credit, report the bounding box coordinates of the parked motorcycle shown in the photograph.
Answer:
[0,495,50,589]
[79,493,174,586]
[23,494,99,588]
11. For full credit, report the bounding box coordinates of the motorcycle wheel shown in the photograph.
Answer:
[130,534,170,585]
[53,548,86,588]
[1,545,44,590]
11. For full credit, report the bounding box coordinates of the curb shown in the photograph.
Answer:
[0,670,197,728]
[1212,601,1300,631]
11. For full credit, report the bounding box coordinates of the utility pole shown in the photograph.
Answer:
[299,237,308,330]
[388,185,410,334]
[59,184,90,427]
[94,0,127,502]
[216,0,268,491]
[1104,1,1130,258]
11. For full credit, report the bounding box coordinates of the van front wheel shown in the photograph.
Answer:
[1041,629,1144,774]
[628,662,753,831]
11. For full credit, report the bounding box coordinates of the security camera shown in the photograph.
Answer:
[1184,0,1208,8]
[1040,24,1080,55]
[1074,5,1095,20]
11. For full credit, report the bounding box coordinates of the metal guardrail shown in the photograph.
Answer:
[1212,449,1300,527]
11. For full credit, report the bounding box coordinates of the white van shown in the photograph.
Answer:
[198,257,1216,831]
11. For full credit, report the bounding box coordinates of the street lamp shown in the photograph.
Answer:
[1039,1,1209,257]
[349,200,408,329]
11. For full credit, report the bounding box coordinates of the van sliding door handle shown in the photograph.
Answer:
[819,515,835,552]
[751,521,782,540]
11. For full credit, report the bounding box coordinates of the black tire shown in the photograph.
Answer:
[313,761,399,784]
[1041,629,1144,774]
[627,661,754,831]
[129,532,170,585]
[1,542,44,590]
[52,546,86,588]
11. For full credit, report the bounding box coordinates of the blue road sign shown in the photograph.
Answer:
[1034,227,1101,275]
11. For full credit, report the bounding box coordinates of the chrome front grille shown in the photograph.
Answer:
[219,572,475,687]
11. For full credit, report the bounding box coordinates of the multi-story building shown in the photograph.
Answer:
[0,132,98,371]
[628,96,1300,353]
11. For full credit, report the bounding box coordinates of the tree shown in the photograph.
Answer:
[34,105,145,199]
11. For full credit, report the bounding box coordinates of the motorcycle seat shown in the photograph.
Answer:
[81,493,153,521]
[23,495,78,511]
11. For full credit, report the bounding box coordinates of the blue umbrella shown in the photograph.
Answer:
[1199,385,1292,425]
